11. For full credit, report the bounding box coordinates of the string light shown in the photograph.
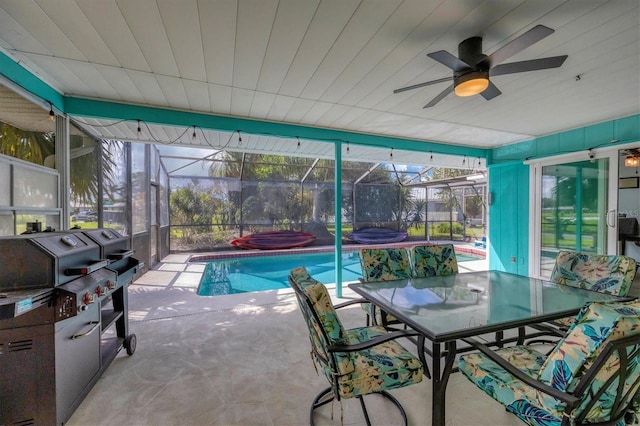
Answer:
[430,151,433,161]
[192,125,197,140]
[390,148,393,159]
[462,155,467,166]
[346,142,350,154]
[136,120,141,137]
[296,136,300,149]
[48,102,55,121]
[237,130,242,146]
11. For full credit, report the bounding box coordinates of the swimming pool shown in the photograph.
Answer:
[195,250,483,296]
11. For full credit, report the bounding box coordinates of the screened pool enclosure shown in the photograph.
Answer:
[161,140,488,252]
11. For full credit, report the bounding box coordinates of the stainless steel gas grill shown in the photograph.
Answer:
[0,230,140,425]
[74,228,142,358]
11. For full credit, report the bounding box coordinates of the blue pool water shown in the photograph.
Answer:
[196,251,481,296]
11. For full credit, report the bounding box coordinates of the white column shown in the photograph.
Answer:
[55,114,71,230]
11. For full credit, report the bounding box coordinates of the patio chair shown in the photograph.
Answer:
[288,267,423,425]
[458,300,640,426]
[411,244,459,278]
[357,247,412,327]
[535,251,637,333]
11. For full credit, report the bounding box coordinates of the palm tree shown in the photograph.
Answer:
[0,122,120,207]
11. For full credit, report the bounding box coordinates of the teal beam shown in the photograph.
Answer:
[0,49,487,157]
[335,142,343,298]
[0,51,64,110]
[64,97,487,158]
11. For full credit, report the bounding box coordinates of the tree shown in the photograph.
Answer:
[170,185,217,240]
[465,195,483,219]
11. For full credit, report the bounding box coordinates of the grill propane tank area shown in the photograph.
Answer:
[0,229,142,425]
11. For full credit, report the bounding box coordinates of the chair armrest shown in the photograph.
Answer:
[334,298,368,310]
[461,337,581,408]
[327,329,421,353]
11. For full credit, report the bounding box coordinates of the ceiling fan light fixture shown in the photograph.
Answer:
[454,71,489,97]
[624,156,639,168]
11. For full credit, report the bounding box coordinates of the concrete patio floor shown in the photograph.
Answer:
[66,253,525,426]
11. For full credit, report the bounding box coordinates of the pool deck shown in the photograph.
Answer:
[67,243,501,426]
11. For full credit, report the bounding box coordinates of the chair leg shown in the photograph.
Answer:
[377,390,409,425]
[311,388,408,425]
[310,386,334,426]
[358,392,409,426]
[359,396,372,426]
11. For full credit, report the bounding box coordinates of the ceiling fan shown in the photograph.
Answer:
[394,25,568,108]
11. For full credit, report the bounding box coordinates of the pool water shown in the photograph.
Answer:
[196,251,481,296]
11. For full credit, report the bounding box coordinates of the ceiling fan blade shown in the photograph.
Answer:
[490,55,568,76]
[393,76,453,94]
[481,24,555,67]
[480,81,501,101]
[424,84,453,108]
[427,50,471,72]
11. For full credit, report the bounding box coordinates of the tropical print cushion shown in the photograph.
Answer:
[358,248,412,282]
[412,244,459,278]
[459,301,640,426]
[290,266,322,289]
[289,266,346,346]
[289,267,423,401]
[358,248,411,325]
[333,325,423,399]
[538,301,640,424]
[550,251,637,296]
[458,346,559,424]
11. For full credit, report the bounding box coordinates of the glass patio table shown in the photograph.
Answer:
[348,270,633,426]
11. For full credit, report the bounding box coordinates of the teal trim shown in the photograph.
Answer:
[491,114,640,164]
[64,97,487,157]
[0,51,63,110]
[614,115,640,142]
[335,142,343,298]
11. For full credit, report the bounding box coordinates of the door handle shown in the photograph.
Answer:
[606,209,617,228]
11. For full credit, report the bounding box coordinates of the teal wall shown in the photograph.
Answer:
[488,162,529,275]
[488,114,640,275]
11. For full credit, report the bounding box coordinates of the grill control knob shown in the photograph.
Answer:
[82,291,95,305]
[95,285,105,297]
[105,280,115,290]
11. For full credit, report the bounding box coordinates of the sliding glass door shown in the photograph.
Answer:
[530,153,618,279]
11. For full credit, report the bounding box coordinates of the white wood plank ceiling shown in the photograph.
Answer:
[0,0,637,161]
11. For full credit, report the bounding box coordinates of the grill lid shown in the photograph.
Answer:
[0,232,103,291]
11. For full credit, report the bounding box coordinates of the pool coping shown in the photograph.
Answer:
[189,241,486,262]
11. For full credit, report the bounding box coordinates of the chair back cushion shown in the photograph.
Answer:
[289,266,346,346]
[538,301,640,422]
[411,244,459,278]
[358,248,411,282]
[550,251,637,296]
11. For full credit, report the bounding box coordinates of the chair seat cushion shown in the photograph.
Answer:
[459,346,565,426]
[333,325,423,399]
[549,316,574,329]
